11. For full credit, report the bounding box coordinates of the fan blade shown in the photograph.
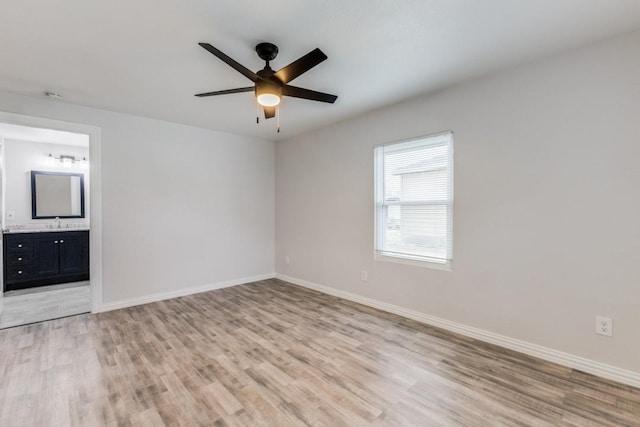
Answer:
[195,87,254,97]
[264,106,276,119]
[199,43,260,82]
[282,85,337,103]
[273,48,327,84]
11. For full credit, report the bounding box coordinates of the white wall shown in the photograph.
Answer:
[275,30,640,374]
[0,92,275,304]
[3,139,89,225]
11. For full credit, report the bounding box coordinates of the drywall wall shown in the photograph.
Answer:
[3,139,89,225]
[0,92,274,304]
[275,29,640,374]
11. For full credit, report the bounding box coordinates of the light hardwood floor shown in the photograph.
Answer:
[0,279,638,426]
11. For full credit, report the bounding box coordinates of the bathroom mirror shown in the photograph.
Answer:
[31,171,85,219]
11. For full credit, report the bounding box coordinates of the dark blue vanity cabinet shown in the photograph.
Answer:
[3,230,89,292]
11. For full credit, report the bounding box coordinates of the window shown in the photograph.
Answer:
[375,132,453,268]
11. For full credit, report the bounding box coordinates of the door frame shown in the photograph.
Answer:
[0,111,103,312]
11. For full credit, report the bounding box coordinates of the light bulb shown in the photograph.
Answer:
[257,93,281,107]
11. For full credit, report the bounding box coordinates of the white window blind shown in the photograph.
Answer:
[375,132,453,265]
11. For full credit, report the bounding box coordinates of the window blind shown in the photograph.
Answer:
[375,132,453,264]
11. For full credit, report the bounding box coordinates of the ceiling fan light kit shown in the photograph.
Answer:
[195,41,337,132]
[256,80,282,107]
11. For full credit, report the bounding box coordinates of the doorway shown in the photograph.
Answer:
[0,112,102,328]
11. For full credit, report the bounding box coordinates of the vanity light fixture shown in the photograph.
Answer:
[47,153,88,169]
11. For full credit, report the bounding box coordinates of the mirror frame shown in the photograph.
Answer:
[31,170,85,219]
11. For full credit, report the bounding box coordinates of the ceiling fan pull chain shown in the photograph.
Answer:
[277,106,280,133]
[256,101,260,124]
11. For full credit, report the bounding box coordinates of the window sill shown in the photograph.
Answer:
[374,252,452,271]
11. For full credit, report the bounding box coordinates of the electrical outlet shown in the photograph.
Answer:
[285,255,290,265]
[596,316,613,336]
[361,270,368,282]
[7,211,15,220]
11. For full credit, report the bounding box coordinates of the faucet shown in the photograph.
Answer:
[54,217,61,229]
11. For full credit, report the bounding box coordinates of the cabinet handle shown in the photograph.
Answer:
[60,240,64,243]
[17,244,22,248]
[17,257,22,261]
[18,271,22,274]
[54,240,58,244]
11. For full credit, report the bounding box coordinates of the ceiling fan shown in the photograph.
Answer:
[195,42,338,126]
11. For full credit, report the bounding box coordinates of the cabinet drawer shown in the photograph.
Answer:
[4,236,33,252]
[6,253,31,265]
[6,265,33,282]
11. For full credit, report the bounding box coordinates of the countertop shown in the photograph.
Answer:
[3,228,90,234]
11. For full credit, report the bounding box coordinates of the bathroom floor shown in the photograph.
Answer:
[0,282,90,329]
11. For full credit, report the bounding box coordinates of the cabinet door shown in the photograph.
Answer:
[59,233,89,275]
[33,236,60,278]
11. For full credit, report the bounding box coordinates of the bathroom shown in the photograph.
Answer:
[0,122,90,328]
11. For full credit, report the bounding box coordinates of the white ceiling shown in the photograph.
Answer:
[2,1,640,141]
[0,123,89,146]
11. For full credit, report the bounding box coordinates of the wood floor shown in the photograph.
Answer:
[0,279,638,426]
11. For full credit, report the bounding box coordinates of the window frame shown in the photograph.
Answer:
[374,131,454,270]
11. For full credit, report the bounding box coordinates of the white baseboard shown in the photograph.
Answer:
[98,273,275,313]
[275,273,640,389]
